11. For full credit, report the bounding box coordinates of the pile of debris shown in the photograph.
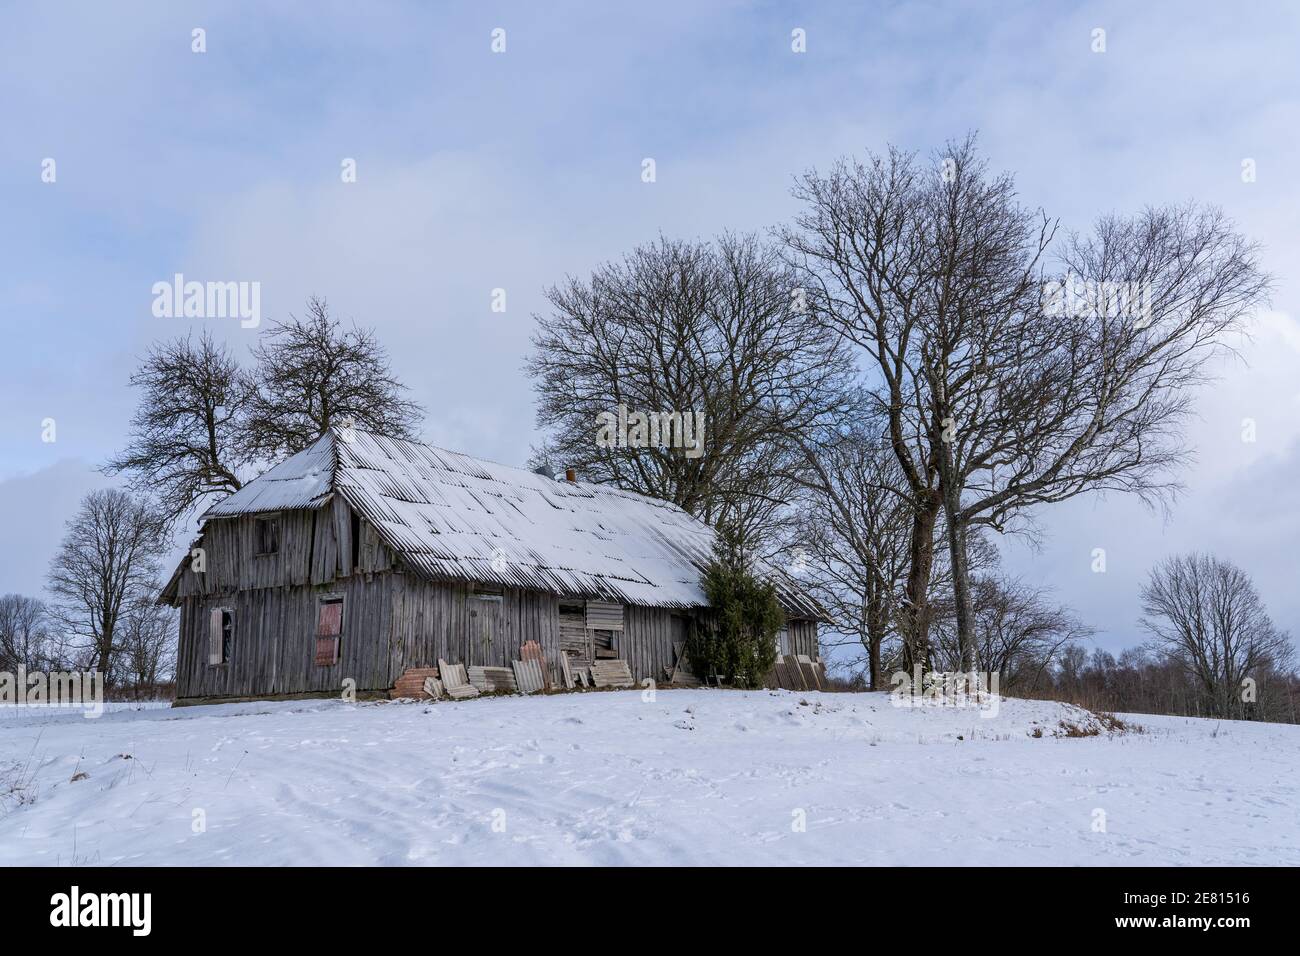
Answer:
[392,646,830,701]
[390,641,635,702]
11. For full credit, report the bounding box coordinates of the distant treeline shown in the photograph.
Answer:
[1023,645,1300,725]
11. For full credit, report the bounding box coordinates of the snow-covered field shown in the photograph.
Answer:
[1,689,1296,866]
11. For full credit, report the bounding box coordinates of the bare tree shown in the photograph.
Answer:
[246,296,424,459]
[937,200,1269,669]
[789,427,912,689]
[783,145,956,669]
[1140,553,1293,718]
[1055,643,1090,697]
[931,575,1092,690]
[0,594,51,672]
[104,331,254,525]
[45,490,169,683]
[527,234,857,548]
[118,602,178,700]
[783,135,1270,671]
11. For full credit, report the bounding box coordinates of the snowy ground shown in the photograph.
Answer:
[1,689,1296,866]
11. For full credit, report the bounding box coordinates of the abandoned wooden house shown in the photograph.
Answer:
[161,427,823,704]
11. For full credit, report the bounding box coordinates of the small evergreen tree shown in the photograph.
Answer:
[688,525,785,688]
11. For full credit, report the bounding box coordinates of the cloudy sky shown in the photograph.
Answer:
[2,1,1297,656]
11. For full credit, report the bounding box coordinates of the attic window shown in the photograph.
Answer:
[255,515,280,555]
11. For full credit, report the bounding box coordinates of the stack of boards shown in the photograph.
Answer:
[589,660,634,688]
[468,666,517,694]
[392,667,440,699]
[438,660,478,700]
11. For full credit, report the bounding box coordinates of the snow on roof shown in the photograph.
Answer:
[204,439,336,515]
[199,428,822,615]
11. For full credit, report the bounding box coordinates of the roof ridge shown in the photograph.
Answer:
[329,424,538,478]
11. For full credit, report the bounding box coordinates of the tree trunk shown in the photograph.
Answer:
[936,421,976,673]
[98,609,114,682]
[900,494,940,673]
[97,638,112,682]
[944,508,977,672]
[864,592,885,691]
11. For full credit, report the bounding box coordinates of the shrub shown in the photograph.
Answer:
[687,525,785,688]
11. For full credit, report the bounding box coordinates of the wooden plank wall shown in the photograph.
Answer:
[618,606,687,684]
[787,619,820,659]
[175,572,396,699]
[386,578,562,678]
[176,582,806,700]
[174,499,393,599]
[558,605,590,665]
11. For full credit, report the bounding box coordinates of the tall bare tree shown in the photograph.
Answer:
[783,145,952,669]
[937,199,1268,669]
[0,593,51,672]
[789,427,912,689]
[118,602,178,699]
[104,331,254,525]
[45,490,169,682]
[930,575,1092,691]
[784,136,1270,671]
[528,234,857,548]
[1140,553,1293,718]
[246,296,424,459]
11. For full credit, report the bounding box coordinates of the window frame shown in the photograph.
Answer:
[209,606,233,666]
[314,593,345,667]
[254,514,281,556]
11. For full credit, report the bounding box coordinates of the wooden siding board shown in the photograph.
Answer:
[787,619,819,660]
[177,574,392,700]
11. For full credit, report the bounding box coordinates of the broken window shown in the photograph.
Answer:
[208,608,233,665]
[315,596,343,666]
[255,515,280,555]
[559,603,589,665]
[592,628,617,659]
[584,601,622,658]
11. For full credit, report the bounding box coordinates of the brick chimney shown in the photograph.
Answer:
[565,467,577,482]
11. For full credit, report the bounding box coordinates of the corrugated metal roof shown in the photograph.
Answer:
[195,427,822,616]
[203,439,335,515]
